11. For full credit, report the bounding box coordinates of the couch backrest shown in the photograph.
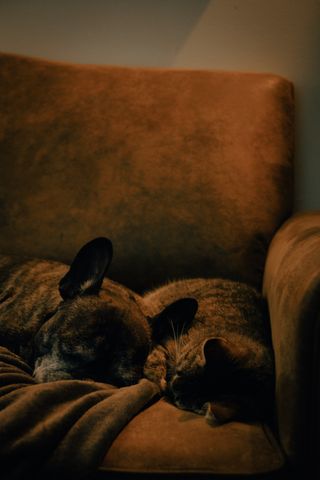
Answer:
[0,53,294,292]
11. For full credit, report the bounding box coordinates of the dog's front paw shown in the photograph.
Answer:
[144,349,167,391]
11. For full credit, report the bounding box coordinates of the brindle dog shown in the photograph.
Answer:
[0,238,151,386]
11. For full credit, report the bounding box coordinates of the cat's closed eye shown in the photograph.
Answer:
[60,344,95,361]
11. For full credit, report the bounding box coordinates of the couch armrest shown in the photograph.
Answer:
[263,212,320,473]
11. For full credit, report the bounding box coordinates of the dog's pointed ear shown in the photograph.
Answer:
[150,298,198,343]
[59,237,113,300]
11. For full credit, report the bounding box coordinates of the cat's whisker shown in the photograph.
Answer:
[177,322,187,357]
[170,319,179,361]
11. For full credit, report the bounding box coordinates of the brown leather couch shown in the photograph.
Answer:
[0,52,319,479]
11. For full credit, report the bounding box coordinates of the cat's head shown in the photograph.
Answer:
[33,237,151,386]
[152,298,272,422]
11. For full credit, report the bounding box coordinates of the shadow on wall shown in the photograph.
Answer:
[294,4,320,211]
[0,0,209,66]
[1,0,319,210]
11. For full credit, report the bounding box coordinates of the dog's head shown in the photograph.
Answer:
[33,238,150,386]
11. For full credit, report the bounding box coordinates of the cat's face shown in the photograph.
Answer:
[32,237,150,386]
[165,340,208,414]
[149,298,269,422]
[166,338,248,420]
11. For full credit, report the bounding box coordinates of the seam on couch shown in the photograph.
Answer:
[261,423,286,465]
[310,312,320,476]
[98,465,285,476]
[100,421,285,475]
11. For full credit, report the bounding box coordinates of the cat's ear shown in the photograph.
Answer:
[202,337,247,369]
[59,237,113,300]
[151,298,198,342]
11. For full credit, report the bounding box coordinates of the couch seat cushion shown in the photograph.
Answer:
[101,398,285,475]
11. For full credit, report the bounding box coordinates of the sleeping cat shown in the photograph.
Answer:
[143,279,275,423]
[0,237,151,386]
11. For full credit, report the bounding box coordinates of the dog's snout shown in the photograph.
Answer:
[33,356,73,382]
[33,366,73,382]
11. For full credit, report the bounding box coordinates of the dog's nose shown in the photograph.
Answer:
[33,366,73,382]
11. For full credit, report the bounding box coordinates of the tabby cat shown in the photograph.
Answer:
[0,237,151,386]
[143,279,275,423]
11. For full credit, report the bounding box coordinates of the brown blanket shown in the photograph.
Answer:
[0,347,160,480]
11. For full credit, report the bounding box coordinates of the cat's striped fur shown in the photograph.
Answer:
[143,278,275,423]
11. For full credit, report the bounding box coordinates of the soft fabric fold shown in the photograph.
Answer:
[0,346,160,480]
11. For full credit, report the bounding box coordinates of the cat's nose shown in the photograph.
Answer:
[169,381,182,401]
[171,392,186,409]
[173,392,181,402]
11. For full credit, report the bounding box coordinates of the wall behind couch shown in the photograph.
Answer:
[0,0,319,211]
